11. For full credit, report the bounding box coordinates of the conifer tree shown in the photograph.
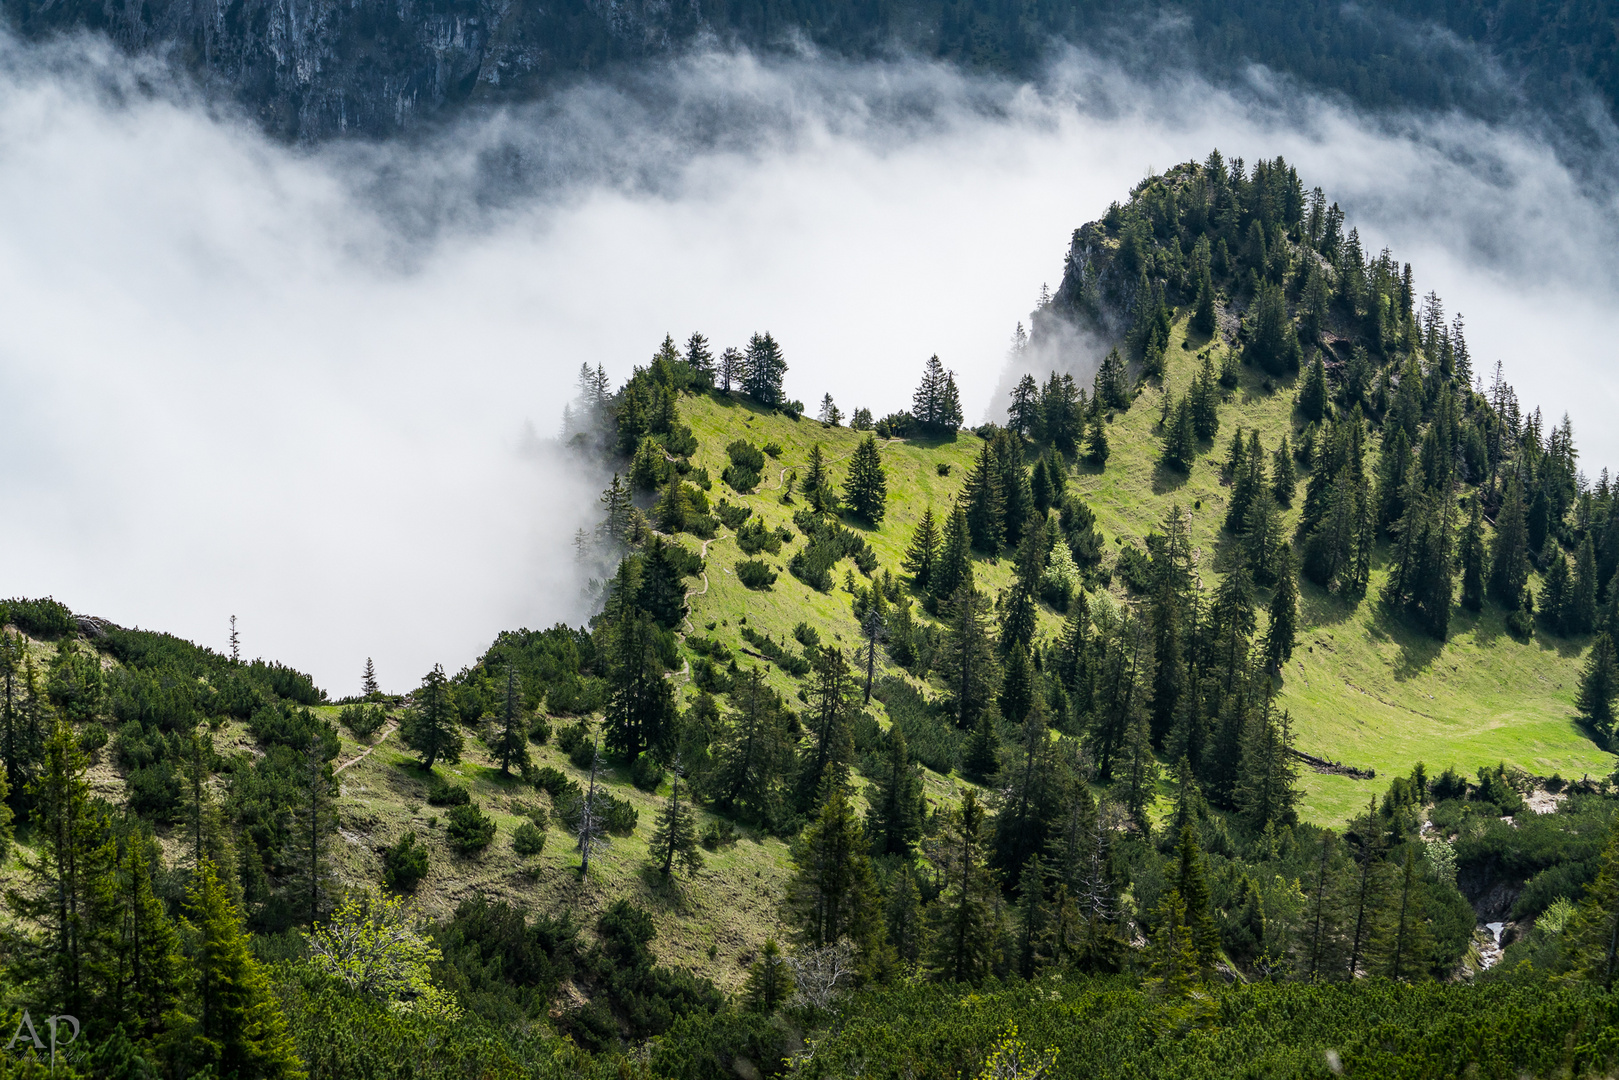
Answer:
[604,609,678,763]
[1272,435,1297,506]
[794,646,859,812]
[1012,852,1052,978]
[996,432,1035,547]
[399,663,463,773]
[1577,633,1619,742]
[119,830,184,1040]
[1568,533,1600,635]
[817,393,842,427]
[8,722,120,1023]
[1162,397,1196,471]
[1244,489,1284,583]
[495,666,531,776]
[649,772,703,878]
[1236,703,1300,829]
[1189,355,1220,440]
[288,737,338,927]
[842,435,888,524]
[997,643,1034,726]
[742,332,788,406]
[1380,845,1433,981]
[1192,272,1218,337]
[181,858,304,1080]
[1174,825,1220,967]
[963,441,1006,553]
[964,711,1000,782]
[1543,552,1572,633]
[903,507,941,593]
[913,355,964,435]
[1120,708,1159,834]
[654,474,690,534]
[787,787,883,965]
[1094,348,1130,411]
[865,728,923,857]
[1030,457,1052,513]
[0,632,46,820]
[1143,890,1200,997]
[1491,476,1533,608]
[1245,282,1303,375]
[361,657,379,697]
[1085,408,1111,466]
[636,537,689,630]
[924,789,998,983]
[885,863,924,964]
[998,527,1045,656]
[1007,373,1040,436]
[939,585,998,731]
[684,331,714,381]
[1568,814,1619,987]
[708,669,791,827]
[1458,497,1488,612]
[931,504,972,604]
[802,443,831,509]
[1299,352,1329,421]
[743,939,794,1013]
[1264,547,1300,673]
[717,347,743,393]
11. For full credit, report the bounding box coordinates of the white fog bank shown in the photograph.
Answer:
[0,37,1615,692]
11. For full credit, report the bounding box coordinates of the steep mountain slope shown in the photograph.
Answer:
[5,0,1613,140]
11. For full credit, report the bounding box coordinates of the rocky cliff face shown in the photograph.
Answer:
[7,0,696,138]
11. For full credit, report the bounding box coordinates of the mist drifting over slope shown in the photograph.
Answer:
[0,33,1615,693]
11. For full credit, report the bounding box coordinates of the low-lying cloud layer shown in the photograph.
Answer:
[1,34,1615,693]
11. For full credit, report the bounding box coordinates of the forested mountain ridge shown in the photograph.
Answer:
[6,0,1615,140]
[10,154,1619,1078]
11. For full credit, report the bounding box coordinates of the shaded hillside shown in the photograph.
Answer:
[5,0,1615,140]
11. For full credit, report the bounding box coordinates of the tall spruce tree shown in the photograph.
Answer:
[1175,825,1221,967]
[119,830,185,1041]
[938,584,998,731]
[1568,533,1600,635]
[708,669,791,827]
[1491,476,1533,608]
[495,666,531,776]
[931,504,972,604]
[842,435,888,524]
[963,442,1006,554]
[786,787,884,965]
[998,527,1045,656]
[865,727,923,857]
[1272,435,1297,506]
[649,771,703,877]
[742,332,788,406]
[181,858,304,1080]
[402,664,462,770]
[1577,633,1619,742]
[793,646,859,812]
[1264,547,1300,673]
[604,609,678,763]
[287,736,338,927]
[924,789,999,983]
[903,507,941,593]
[7,722,121,1024]
[1458,497,1488,612]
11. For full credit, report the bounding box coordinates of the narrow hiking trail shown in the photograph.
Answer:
[336,721,397,773]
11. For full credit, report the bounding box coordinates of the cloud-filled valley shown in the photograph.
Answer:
[1,34,1616,694]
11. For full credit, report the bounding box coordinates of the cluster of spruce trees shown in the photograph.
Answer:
[1043,152,1619,741]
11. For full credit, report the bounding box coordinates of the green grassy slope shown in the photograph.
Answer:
[669,318,1612,828]
[1053,317,1613,823]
